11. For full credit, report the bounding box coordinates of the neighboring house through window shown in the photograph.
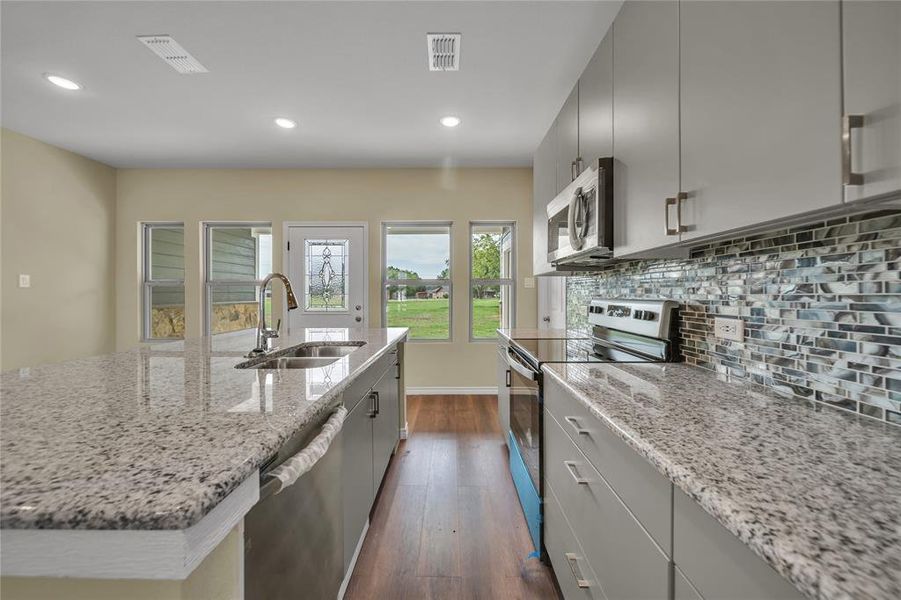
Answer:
[142,223,185,340]
[382,222,452,340]
[203,223,273,335]
[470,222,515,340]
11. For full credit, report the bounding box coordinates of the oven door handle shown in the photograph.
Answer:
[506,349,539,382]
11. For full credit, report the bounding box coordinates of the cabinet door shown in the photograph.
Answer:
[556,83,580,192]
[372,360,400,491]
[843,1,901,202]
[680,1,842,241]
[533,125,557,275]
[496,345,511,442]
[342,394,374,572]
[613,0,680,256]
[578,32,613,165]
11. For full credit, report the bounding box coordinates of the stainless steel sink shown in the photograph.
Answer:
[248,356,341,370]
[235,341,366,370]
[285,343,364,358]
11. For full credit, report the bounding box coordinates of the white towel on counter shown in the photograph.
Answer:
[269,405,348,493]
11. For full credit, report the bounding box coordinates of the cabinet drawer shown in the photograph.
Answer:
[545,410,670,600]
[673,488,803,599]
[544,375,672,552]
[545,482,606,600]
[342,348,397,412]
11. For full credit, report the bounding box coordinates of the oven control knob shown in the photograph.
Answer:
[634,310,656,321]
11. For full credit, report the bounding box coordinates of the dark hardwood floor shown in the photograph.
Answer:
[345,395,560,600]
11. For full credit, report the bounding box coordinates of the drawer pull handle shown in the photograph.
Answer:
[565,552,591,589]
[563,416,590,435]
[564,460,590,485]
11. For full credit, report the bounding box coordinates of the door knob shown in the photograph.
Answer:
[355,316,362,323]
[542,316,551,322]
[355,305,362,311]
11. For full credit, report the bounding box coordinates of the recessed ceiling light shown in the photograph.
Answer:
[274,117,297,129]
[43,73,81,91]
[440,116,461,128]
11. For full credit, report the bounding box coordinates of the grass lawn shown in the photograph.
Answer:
[387,298,500,339]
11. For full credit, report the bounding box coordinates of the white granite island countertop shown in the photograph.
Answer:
[543,361,901,600]
[0,327,407,532]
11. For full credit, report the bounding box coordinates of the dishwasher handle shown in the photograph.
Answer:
[263,404,348,497]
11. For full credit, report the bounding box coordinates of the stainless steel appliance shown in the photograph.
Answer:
[244,405,346,600]
[504,299,680,557]
[546,157,614,268]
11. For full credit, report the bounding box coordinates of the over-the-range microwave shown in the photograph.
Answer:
[546,157,614,268]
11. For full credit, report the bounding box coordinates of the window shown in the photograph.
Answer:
[382,222,452,340]
[204,223,273,335]
[142,223,185,341]
[470,222,515,340]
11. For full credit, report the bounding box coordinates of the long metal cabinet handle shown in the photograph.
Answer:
[505,369,512,388]
[564,460,590,485]
[664,194,688,236]
[565,553,591,589]
[563,416,590,435]
[575,157,584,177]
[842,114,864,186]
[571,160,577,182]
[368,391,378,418]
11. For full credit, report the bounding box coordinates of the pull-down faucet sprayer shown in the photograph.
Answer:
[248,273,298,357]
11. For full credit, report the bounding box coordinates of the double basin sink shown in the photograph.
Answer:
[235,341,365,370]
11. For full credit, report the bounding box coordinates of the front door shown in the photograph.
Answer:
[286,224,367,333]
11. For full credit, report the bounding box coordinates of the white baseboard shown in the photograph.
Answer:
[399,421,409,439]
[405,386,498,395]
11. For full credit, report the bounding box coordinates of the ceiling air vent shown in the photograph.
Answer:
[426,33,461,71]
[137,35,209,74]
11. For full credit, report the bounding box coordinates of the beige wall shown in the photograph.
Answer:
[116,167,535,388]
[0,129,117,370]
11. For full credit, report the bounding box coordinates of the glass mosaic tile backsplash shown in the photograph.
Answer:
[566,209,901,424]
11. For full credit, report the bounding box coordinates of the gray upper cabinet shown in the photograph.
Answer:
[578,32,613,167]
[679,1,842,242]
[842,0,901,202]
[533,126,557,275]
[556,83,580,193]
[612,0,681,256]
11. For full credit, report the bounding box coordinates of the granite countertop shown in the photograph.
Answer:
[0,327,407,531]
[543,362,901,600]
[497,328,591,340]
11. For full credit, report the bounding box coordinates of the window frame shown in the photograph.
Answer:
[381,221,454,342]
[468,221,516,342]
[141,222,185,342]
[202,222,273,336]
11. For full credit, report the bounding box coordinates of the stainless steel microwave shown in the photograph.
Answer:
[546,157,614,267]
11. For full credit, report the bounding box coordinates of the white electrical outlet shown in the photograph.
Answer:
[523,277,535,289]
[714,317,744,341]
[18,274,31,288]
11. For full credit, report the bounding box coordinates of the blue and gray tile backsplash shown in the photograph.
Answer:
[567,209,901,425]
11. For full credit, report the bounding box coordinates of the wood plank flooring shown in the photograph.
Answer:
[345,395,560,600]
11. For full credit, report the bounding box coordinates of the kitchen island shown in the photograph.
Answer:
[0,327,407,597]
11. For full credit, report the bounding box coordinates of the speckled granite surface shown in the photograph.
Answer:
[543,361,901,600]
[497,328,590,340]
[0,328,407,531]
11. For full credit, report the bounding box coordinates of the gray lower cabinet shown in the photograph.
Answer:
[496,344,511,442]
[612,0,681,256]
[533,126,557,275]
[341,348,401,573]
[372,354,400,491]
[341,388,375,572]
[556,83,580,193]
[679,1,842,241]
[673,488,803,600]
[842,0,901,202]
[544,482,606,600]
[578,31,613,167]
[673,566,703,600]
[545,408,670,599]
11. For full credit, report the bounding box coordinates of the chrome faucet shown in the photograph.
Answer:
[249,273,299,357]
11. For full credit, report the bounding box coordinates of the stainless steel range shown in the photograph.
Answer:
[503,299,680,557]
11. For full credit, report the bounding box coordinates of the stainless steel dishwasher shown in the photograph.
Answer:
[244,404,346,600]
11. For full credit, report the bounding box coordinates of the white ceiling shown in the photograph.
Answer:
[0,1,620,168]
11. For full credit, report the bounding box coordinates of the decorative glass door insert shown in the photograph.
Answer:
[305,239,349,312]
